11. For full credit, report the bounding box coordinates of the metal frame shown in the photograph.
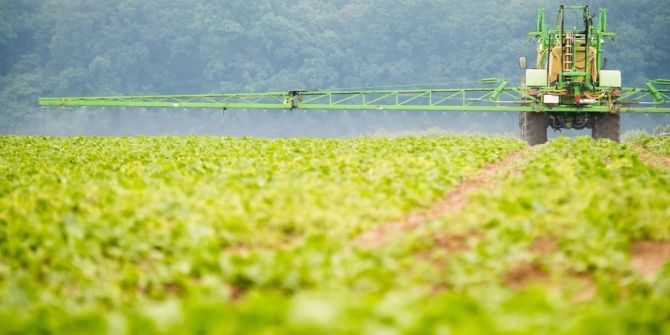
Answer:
[39,79,670,113]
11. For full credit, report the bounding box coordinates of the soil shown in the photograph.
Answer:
[433,231,482,253]
[416,231,484,266]
[504,261,597,302]
[570,273,597,303]
[504,261,549,289]
[229,284,247,302]
[530,237,558,255]
[632,146,670,170]
[224,245,251,256]
[630,240,670,277]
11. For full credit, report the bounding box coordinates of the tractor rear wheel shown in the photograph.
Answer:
[591,113,620,142]
[519,112,548,145]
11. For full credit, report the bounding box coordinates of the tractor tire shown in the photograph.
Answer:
[519,112,548,145]
[592,113,620,142]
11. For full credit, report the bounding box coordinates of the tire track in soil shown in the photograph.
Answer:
[355,147,531,248]
[619,148,670,277]
[507,237,597,301]
[630,240,670,278]
[632,146,670,170]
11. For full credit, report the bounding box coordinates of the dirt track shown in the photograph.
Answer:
[355,148,531,248]
[633,146,670,170]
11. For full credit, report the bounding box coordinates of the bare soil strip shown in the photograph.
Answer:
[631,240,670,278]
[504,261,550,290]
[506,238,596,301]
[355,148,530,248]
[632,146,670,170]
[530,237,559,255]
[504,238,670,297]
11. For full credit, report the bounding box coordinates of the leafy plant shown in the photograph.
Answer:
[1,135,669,334]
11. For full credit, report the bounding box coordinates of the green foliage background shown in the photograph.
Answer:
[1,0,669,135]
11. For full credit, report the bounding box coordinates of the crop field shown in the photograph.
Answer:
[1,135,669,334]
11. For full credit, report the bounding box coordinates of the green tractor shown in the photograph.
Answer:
[520,5,623,145]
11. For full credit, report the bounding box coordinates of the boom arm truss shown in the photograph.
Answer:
[39,79,670,113]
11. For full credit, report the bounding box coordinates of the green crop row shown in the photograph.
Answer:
[182,137,669,335]
[1,136,668,334]
[0,135,524,334]
[387,137,670,334]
